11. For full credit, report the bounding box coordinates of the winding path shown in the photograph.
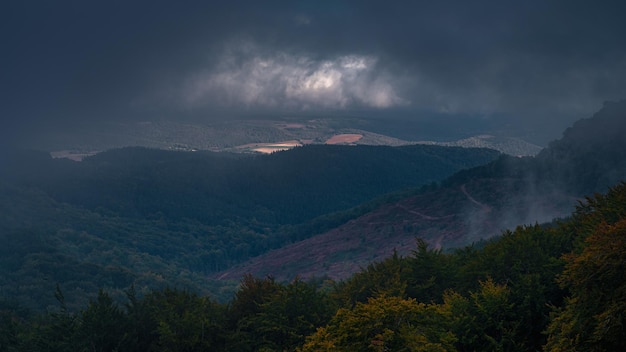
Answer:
[460,184,492,212]
[395,203,455,220]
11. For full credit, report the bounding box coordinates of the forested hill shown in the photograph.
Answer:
[215,100,626,281]
[2,144,499,225]
[446,99,626,196]
[0,143,498,311]
[3,177,626,351]
[2,100,626,314]
[535,100,626,194]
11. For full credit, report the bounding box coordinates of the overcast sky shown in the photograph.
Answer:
[2,0,626,144]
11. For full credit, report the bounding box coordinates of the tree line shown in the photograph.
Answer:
[3,182,625,351]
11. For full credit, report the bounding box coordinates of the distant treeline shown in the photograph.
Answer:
[5,144,500,224]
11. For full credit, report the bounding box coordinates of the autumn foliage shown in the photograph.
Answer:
[2,182,626,351]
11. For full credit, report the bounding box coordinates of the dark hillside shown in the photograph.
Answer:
[3,100,625,311]
[534,100,626,194]
[7,144,499,225]
[215,100,626,281]
[0,143,499,311]
[5,181,626,352]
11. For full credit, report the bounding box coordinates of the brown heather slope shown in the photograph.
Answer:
[211,177,576,281]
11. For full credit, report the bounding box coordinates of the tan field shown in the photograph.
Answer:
[235,140,302,154]
[324,134,363,144]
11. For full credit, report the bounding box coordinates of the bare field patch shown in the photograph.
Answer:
[276,123,306,129]
[252,147,292,153]
[325,134,363,145]
[235,140,302,153]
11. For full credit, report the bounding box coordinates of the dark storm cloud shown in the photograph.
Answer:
[2,0,626,141]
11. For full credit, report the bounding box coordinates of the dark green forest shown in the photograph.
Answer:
[2,181,625,351]
[2,101,626,350]
[0,144,499,311]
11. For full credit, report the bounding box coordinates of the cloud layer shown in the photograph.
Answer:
[180,44,405,110]
[2,0,626,142]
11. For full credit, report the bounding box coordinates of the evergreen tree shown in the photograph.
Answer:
[248,278,335,351]
[76,289,127,352]
[33,285,80,352]
[143,288,226,352]
[545,218,626,351]
[443,278,521,352]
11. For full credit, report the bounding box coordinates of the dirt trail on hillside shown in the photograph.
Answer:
[461,184,492,212]
[433,234,445,250]
[396,204,439,220]
[395,203,454,221]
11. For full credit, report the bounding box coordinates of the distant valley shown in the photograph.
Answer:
[26,116,542,160]
[214,101,626,281]
[1,101,625,312]
[0,141,500,310]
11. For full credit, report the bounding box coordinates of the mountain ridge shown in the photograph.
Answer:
[212,100,626,281]
[21,116,542,158]
[1,100,625,310]
[0,141,500,310]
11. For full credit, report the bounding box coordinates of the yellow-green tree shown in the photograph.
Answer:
[300,295,456,352]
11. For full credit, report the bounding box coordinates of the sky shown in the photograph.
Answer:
[2,0,626,146]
